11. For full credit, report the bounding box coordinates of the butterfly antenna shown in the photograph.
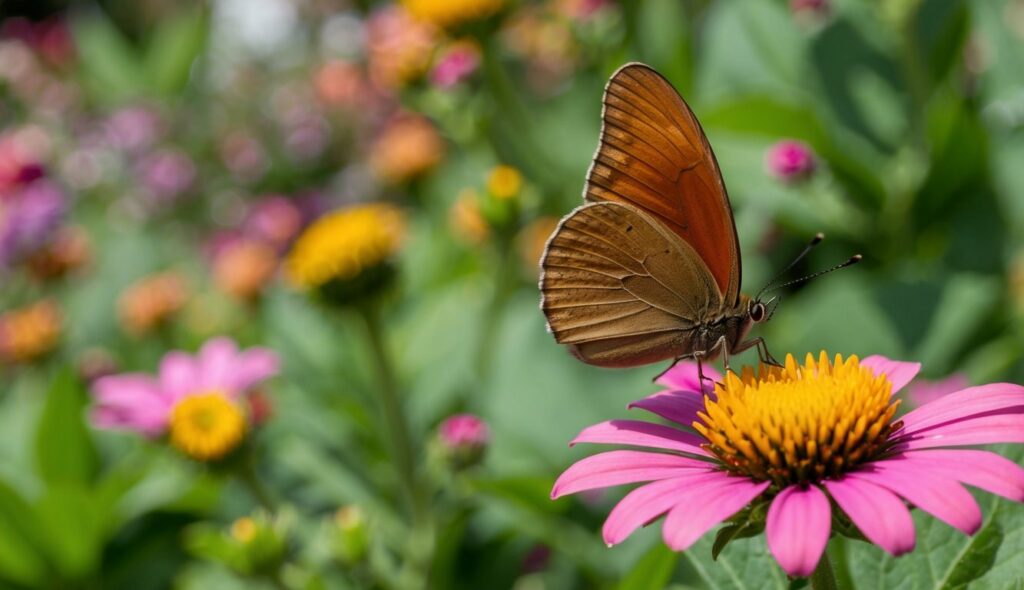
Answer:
[756,233,825,300]
[763,255,863,294]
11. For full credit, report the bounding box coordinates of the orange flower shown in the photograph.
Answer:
[0,299,62,364]
[366,6,437,89]
[213,239,278,302]
[315,60,371,109]
[449,189,489,244]
[118,271,189,336]
[369,114,445,183]
[26,225,92,280]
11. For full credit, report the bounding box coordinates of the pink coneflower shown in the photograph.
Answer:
[552,352,1024,578]
[91,337,279,461]
[766,140,816,182]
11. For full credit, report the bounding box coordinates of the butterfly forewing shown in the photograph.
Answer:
[540,201,721,366]
[585,63,741,305]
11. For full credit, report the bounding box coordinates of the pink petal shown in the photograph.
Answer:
[551,450,713,498]
[861,355,920,395]
[571,420,709,456]
[848,463,981,534]
[656,361,721,393]
[229,347,280,392]
[159,351,199,400]
[766,485,831,577]
[628,390,706,426]
[661,477,770,551]
[196,337,240,392]
[894,413,1024,450]
[892,450,1024,501]
[822,477,915,556]
[896,383,1024,435]
[90,374,172,436]
[602,471,738,545]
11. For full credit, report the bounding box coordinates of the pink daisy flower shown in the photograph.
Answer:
[551,352,1024,578]
[91,337,279,461]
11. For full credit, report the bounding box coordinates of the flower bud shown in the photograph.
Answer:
[437,413,489,469]
[765,140,816,182]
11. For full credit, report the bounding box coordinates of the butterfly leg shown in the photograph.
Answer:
[652,357,684,383]
[734,337,781,367]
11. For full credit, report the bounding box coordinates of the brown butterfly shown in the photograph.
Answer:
[539,63,856,376]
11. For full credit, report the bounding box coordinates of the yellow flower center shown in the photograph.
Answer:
[231,517,257,543]
[286,204,406,290]
[693,352,901,487]
[169,392,246,461]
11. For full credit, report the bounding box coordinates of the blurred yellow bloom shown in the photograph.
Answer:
[169,392,246,462]
[0,299,61,364]
[118,271,189,336]
[486,165,523,200]
[369,115,445,183]
[403,0,503,27]
[213,239,278,302]
[287,204,406,291]
[517,216,560,276]
[231,517,258,543]
[449,189,489,244]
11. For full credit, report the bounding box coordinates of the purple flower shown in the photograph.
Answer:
[136,149,196,204]
[766,140,816,182]
[0,179,66,268]
[552,352,1024,577]
[105,106,163,153]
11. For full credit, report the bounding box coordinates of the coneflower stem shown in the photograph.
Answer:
[810,549,838,590]
[357,302,419,519]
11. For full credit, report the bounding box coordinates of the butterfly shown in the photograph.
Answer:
[539,63,857,376]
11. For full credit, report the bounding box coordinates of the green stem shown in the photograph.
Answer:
[473,239,516,391]
[239,455,277,512]
[810,550,838,590]
[357,303,419,518]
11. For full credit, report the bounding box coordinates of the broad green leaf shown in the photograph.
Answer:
[912,0,969,87]
[144,6,209,95]
[72,11,146,104]
[0,480,47,586]
[34,368,98,488]
[36,487,106,580]
[914,274,1000,373]
[616,542,679,590]
[683,534,789,590]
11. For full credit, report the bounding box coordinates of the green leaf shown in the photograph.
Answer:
[35,486,106,580]
[34,368,98,488]
[0,480,47,585]
[72,11,147,104]
[144,6,210,95]
[913,0,969,87]
[616,542,678,590]
[914,273,1000,373]
[683,533,789,590]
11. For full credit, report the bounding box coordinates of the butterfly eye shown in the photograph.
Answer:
[750,302,766,323]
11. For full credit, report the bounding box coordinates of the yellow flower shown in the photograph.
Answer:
[0,299,62,364]
[449,188,489,244]
[231,517,258,543]
[516,216,559,276]
[169,392,247,461]
[486,165,523,200]
[694,352,900,487]
[402,0,503,27]
[286,204,406,292]
[369,114,445,183]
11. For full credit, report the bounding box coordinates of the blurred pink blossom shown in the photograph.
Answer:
[0,178,66,268]
[105,106,163,152]
[136,149,196,204]
[430,42,480,89]
[90,337,279,437]
[439,413,490,452]
[766,139,816,182]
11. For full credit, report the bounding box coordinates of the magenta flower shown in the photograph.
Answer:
[430,42,480,89]
[439,413,490,451]
[766,139,816,182]
[0,178,66,268]
[91,337,279,438]
[551,352,1024,577]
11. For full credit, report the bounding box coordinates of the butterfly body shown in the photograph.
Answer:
[539,63,771,371]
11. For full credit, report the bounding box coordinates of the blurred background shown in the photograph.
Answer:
[1,0,1024,588]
